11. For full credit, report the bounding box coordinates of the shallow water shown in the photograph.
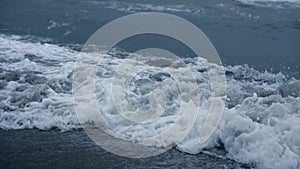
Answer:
[0,0,300,168]
[0,129,250,169]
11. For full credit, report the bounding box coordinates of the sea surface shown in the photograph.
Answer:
[0,0,300,168]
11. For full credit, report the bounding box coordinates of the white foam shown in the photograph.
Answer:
[237,0,300,7]
[89,1,202,15]
[177,66,300,168]
[0,34,79,131]
[0,34,299,168]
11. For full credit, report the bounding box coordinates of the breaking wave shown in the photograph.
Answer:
[0,34,299,168]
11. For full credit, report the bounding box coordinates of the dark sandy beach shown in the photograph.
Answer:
[0,129,250,169]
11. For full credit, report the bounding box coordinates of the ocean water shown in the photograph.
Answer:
[0,0,300,168]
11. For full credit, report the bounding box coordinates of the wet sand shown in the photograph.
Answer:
[0,129,250,169]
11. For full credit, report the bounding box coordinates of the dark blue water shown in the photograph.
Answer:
[0,0,299,77]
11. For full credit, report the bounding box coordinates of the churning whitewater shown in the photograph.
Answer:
[0,34,299,168]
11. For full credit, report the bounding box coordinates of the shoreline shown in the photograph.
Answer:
[0,129,250,169]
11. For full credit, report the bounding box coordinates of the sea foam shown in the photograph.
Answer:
[0,34,299,168]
